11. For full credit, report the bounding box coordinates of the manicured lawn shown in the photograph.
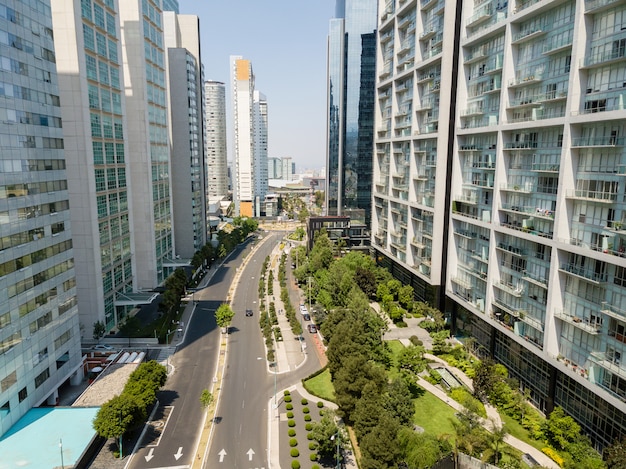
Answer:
[303,369,335,402]
[413,388,458,437]
[501,413,545,452]
[386,340,406,380]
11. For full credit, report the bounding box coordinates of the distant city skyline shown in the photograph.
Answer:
[178,1,334,170]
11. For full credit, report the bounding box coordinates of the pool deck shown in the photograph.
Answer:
[0,406,100,469]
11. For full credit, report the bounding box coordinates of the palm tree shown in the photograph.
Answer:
[482,419,513,465]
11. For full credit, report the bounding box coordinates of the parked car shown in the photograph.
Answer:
[303,313,311,321]
[307,324,317,333]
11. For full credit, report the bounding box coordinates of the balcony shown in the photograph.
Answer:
[582,47,626,69]
[466,5,493,28]
[589,352,626,380]
[585,0,623,13]
[554,310,603,334]
[522,270,548,288]
[454,194,478,205]
[601,302,626,321]
[509,72,543,88]
[571,136,624,147]
[495,280,524,297]
[559,263,608,283]
[543,34,573,55]
[511,26,546,44]
[565,188,617,203]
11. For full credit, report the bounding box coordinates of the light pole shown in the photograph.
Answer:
[331,431,340,469]
[59,438,64,469]
[118,410,123,459]
[271,361,277,407]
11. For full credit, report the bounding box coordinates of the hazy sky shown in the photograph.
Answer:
[178,1,335,171]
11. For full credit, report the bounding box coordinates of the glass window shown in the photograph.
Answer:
[83,24,95,51]
[85,54,97,80]
[93,4,105,29]
[88,84,99,109]
[102,116,113,138]
[98,60,109,85]
[106,13,116,36]
[90,113,101,137]
[81,0,92,20]
[108,39,117,63]
[95,169,105,191]
[96,32,106,57]
[93,141,104,164]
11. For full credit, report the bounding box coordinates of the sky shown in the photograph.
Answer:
[178,0,336,171]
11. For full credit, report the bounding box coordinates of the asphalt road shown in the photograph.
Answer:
[127,240,252,469]
[205,232,280,469]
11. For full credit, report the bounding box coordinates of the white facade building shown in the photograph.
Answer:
[163,12,206,259]
[0,0,82,437]
[231,56,255,217]
[204,80,229,204]
[373,0,626,448]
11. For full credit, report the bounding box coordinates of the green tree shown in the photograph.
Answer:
[309,413,344,460]
[397,428,451,469]
[93,321,106,341]
[482,421,513,465]
[398,285,414,309]
[93,393,146,439]
[215,303,235,331]
[314,190,324,208]
[384,378,414,427]
[360,413,402,469]
[606,437,626,469]
[200,389,213,409]
[397,344,427,379]
[354,266,378,298]
[352,382,384,440]
[542,407,581,451]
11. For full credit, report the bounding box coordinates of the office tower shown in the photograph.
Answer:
[119,0,173,288]
[231,55,255,217]
[0,0,82,436]
[204,81,229,203]
[282,156,293,181]
[326,0,378,226]
[373,0,626,449]
[253,90,269,214]
[51,0,135,334]
[162,0,179,13]
[268,157,281,179]
[163,12,206,259]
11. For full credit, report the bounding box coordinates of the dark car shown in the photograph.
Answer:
[245,309,253,317]
[303,313,311,321]
[307,324,317,333]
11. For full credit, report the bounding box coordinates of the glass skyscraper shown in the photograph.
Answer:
[326,0,378,226]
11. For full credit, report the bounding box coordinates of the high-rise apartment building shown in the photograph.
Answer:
[326,0,378,226]
[253,90,269,213]
[163,12,206,259]
[119,0,173,288]
[51,0,135,333]
[0,0,82,436]
[204,80,229,203]
[373,0,626,449]
[231,55,265,217]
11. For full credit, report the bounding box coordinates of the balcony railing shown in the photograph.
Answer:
[589,351,626,379]
[571,136,624,147]
[583,47,626,68]
[554,310,603,334]
[585,0,623,12]
[565,189,617,202]
[559,263,608,283]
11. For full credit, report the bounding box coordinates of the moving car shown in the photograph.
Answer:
[303,313,311,321]
[307,324,317,333]
[245,309,253,317]
[92,344,114,351]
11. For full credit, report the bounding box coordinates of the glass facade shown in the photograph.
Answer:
[0,0,81,436]
[326,0,378,226]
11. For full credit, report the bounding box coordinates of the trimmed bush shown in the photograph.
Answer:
[286,403,293,410]
[312,465,320,469]
[307,432,314,440]
[305,423,313,431]
[290,448,299,457]
[284,395,292,403]
[288,419,296,427]
[284,390,291,396]
[310,453,318,461]
[319,410,325,416]
[288,429,296,437]
[304,414,311,421]
[302,407,310,414]
[289,438,298,447]
[301,398,308,405]
[309,442,318,450]
[287,411,294,418]
[317,401,324,408]
[291,460,301,469]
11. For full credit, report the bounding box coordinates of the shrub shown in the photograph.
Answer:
[288,419,296,427]
[302,407,310,414]
[409,335,423,346]
[291,460,301,469]
[542,447,564,467]
[395,320,408,328]
[284,390,291,396]
[317,401,324,408]
[301,398,308,405]
[290,448,299,457]
[287,411,294,418]
[289,438,298,447]
[286,403,293,410]
[304,414,311,421]
[288,429,296,437]
[310,453,318,461]
[284,395,292,403]
[319,410,325,416]
[312,465,320,469]
[305,423,313,431]
[307,432,314,440]
[309,442,318,450]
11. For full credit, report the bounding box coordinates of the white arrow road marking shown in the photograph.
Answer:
[218,448,227,462]
[247,448,255,461]
[145,448,155,462]
[174,446,183,460]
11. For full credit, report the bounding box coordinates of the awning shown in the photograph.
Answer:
[114,291,158,306]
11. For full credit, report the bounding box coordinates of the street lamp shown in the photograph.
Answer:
[331,431,341,469]
[59,438,64,469]
[119,410,123,459]
[166,328,182,345]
